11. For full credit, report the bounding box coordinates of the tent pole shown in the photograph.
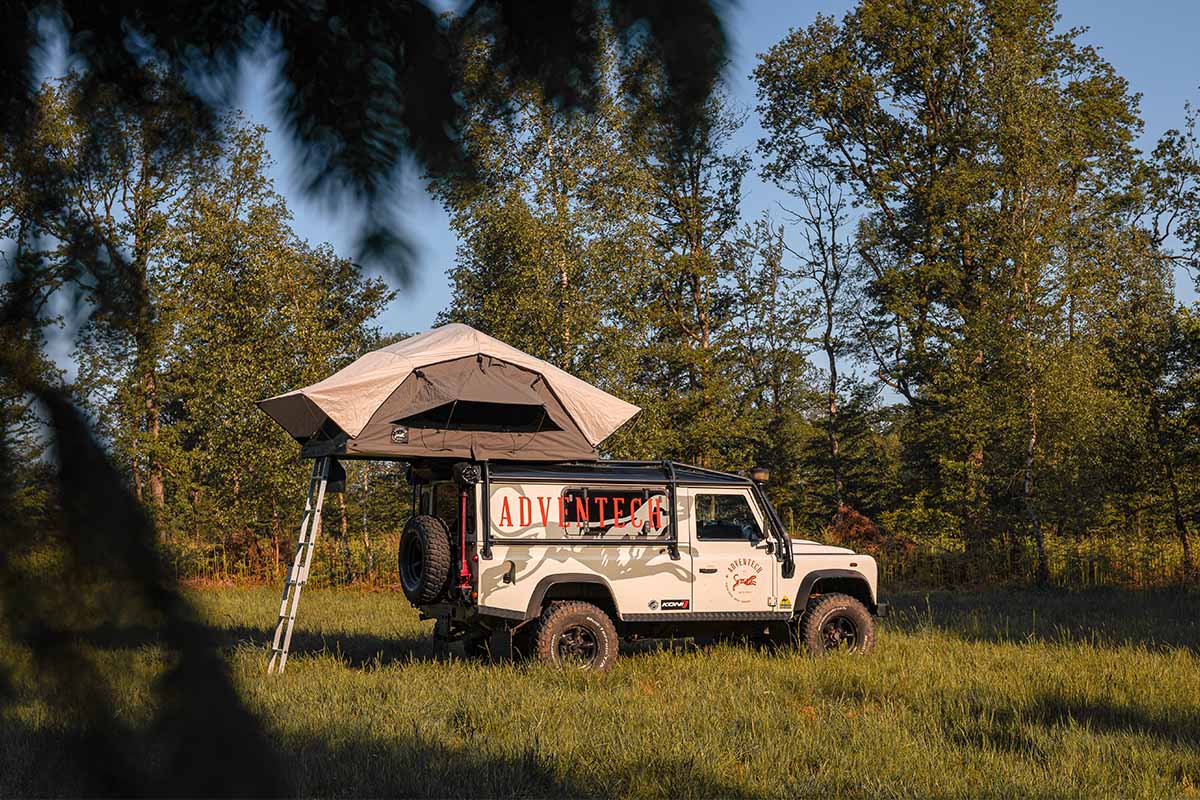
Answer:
[480,461,492,559]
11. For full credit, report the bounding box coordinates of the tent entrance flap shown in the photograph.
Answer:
[396,400,563,433]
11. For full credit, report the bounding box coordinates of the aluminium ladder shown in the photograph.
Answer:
[267,457,331,674]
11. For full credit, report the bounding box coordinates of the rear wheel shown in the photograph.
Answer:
[397,515,452,605]
[533,601,619,672]
[799,593,875,655]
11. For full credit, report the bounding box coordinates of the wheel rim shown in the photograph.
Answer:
[821,614,859,652]
[400,538,424,591]
[555,624,599,666]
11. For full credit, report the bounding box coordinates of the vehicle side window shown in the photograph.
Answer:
[561,487,668,535]
[695,493,762,541]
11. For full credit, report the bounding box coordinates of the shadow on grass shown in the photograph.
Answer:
[884,586,1200,653]
[930,690,1200,762]
[76,621,452,668]
[0,713,751,799]
[284,729,754,799]
[1027,693,1200,747]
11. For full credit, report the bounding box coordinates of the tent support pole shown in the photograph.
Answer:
[480,461,493,559]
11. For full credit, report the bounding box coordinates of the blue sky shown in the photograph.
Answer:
[237,0,1200,336]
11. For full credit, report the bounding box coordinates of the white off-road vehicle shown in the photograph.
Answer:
[260,324,885,673]
[397,459,885,671]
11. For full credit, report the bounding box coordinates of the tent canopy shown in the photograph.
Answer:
[258,323,640,461]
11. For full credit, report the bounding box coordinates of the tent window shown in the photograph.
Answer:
[399,400,562,433]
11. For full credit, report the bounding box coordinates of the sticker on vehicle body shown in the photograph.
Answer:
[779,595,792,609]
[724,558,764,603]
[659,599,690,610]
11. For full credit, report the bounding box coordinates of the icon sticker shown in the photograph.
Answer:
[724,558,764,603]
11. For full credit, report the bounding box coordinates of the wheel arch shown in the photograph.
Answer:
[797,569,877,612]
[524,573,620,621]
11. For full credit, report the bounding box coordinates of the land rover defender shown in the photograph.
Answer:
[399,459,884,671]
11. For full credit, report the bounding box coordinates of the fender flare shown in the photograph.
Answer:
[796,569,876,610]
[524,573,619,620]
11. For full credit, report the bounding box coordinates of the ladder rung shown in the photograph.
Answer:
[268,456,332,675]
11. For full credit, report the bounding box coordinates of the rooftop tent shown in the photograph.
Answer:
[257,323,640,461]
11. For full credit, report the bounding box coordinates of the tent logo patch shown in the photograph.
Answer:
[390,426,408,444]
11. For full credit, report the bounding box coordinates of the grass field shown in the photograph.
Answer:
[3,584,1199,798]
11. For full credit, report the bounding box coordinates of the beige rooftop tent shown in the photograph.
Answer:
[257,323,640,462]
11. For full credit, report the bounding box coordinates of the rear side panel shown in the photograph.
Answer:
[476,481,691,619]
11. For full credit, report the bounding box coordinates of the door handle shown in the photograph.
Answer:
[699,567,717,574]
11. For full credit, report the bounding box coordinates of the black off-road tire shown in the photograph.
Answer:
[799,593,875,655]
[397,514,453,605]
[533,601,619,672]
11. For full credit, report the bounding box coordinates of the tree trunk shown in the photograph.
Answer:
[1150,398,1194,579]
[361,465,374,580]
[131,430,144,502]
[547,131,571,369]
[1022,270,1048,586]
[337,492,354,585]
[821,283,844,510]
[132,144,163,512]
[271,504,281,578]
[144,364,164,509]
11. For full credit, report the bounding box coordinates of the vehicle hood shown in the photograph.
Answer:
[789,538,856,555]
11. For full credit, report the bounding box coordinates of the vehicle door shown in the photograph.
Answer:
[685,487,777,614]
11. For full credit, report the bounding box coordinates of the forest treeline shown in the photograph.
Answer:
[2,0,1197,586]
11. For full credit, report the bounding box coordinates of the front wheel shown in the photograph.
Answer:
[533,601,619,671]
[798,593,875,655]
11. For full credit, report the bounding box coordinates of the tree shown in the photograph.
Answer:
[31,73,221,510]
[431,23,648,383]
[725,215,817,521]
[774,167,855,510]
[0,4,732,792]
[754,0,1150,581]
[620,74,755,467]
[158,123,392,574]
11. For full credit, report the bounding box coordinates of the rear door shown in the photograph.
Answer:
[685,487,776,614]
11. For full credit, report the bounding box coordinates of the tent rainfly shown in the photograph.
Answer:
[257,323,640,462]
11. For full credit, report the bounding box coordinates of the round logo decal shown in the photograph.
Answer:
[724,558,763,603]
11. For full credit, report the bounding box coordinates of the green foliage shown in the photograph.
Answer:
[5,74,395,579]
[754,0,1198,577]
[4,3,1197,588]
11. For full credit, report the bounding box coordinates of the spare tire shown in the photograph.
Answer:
[398,515,453,605]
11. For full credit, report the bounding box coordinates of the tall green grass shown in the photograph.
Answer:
[2,586,1198,798]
